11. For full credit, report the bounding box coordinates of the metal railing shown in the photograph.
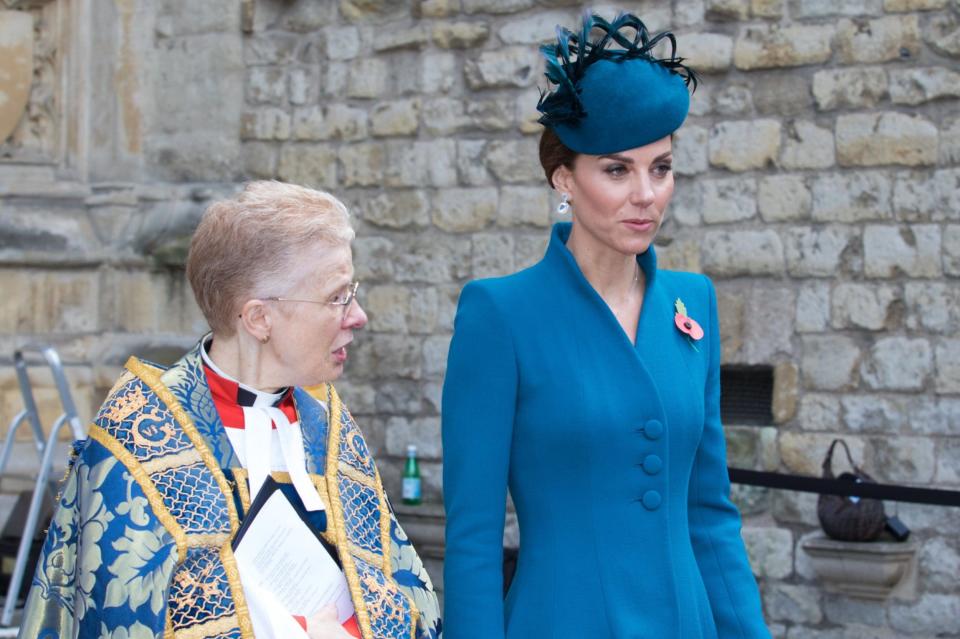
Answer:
[0,346,85,627]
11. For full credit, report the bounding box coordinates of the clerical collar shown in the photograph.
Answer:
[200,338,290,408]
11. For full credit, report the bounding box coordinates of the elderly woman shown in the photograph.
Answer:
[19,182,441,639]
[442,13,769,639]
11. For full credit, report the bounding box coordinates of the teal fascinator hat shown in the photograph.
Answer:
[537,12,698,155]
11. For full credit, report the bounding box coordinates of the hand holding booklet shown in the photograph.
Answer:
[231,476,358,638]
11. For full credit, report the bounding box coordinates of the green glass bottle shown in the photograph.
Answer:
[402,444,422,505]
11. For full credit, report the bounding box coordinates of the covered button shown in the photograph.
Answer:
[642,454,663,475]
[641,490,662,510]
[643,419,663,440]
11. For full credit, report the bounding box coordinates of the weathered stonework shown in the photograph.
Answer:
[4,3,959,629]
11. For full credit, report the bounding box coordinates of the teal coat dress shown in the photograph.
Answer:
[442,223,770,639]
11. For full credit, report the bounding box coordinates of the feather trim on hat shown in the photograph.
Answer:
[537,12,699,127]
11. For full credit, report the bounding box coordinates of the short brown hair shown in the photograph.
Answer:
[539,127,579,188]
[186,181,354,335]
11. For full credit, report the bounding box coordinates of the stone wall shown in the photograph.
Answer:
[1,0,959,635]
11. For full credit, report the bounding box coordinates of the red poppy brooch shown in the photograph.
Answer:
[674,298,704,351]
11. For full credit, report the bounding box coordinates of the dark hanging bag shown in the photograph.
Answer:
[816,438,886,542]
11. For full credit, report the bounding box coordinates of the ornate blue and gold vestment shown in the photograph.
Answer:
[18,344,441,639]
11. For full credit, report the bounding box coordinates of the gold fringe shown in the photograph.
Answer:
[88,425,188,563]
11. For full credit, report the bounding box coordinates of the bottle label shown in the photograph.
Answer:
[402,477,421,501]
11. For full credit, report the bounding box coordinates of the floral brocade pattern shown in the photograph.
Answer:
[355,556,414,639]
[168,547,235,630]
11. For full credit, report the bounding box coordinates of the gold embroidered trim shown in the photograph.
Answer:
[325,384,374,639]
[174,613,241,639]
[185,533,231,548]
[141,448,204,475]
[164,610,175,639]
[88,425,188,564]
[220,542,255,639]
[126,357,241,532]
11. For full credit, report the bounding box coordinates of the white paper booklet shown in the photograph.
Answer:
[232,478,355,628]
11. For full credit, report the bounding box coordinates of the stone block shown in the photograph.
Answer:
[764,583,823,624]
[918,537,960,591]
[908,397,960,435]
[798,393,841,431]
[925,12,960,58]
[758,175,810,222]
[860,336,932,391]
[276,2,339,32]
[785,227,854,277]
[351,334,422,380]
[893,168,960,222]
[394,235,472,283]
[705,0,750,19]
[752,73,812,117]
[515,233,548,270]
[386,140,458,187]
[287,68,316,106]
[936,438,960,485]
[370,99,420,137]
[326,104,369,141]
[772,362,799,424]
[812,172,891,223]
[936,339,960,393]
[457,140,492,186]
[674,0,706,26]
[837,112,938,168]
[423,334,452,378]
[497,186,551,228]
[422,98,467,136]
[836,16,921,64]
[431,188,498,232]
[241,142,277,179]
[372,26,429,52]
[244,35,299,66]
[673,125,708,177]
[904,282,960,333]
[701,230,784,277]
[497,10,576,44]
[277,144,337,189]
[356,190,430,229]
[246,67,286,105]
[340,0,412,23]
[385,416,441,459]
[347,58,390,98]
[941,115,960,164]
[715,288,744,363]
[462,0,535,12]
[884,0,947,8]
[464,48,540,90]
[421,52,456,94]
[485,139,543,183]
[240,108,290,141]
[792,0,882,16]
[889,67,960,105]
[751,0,784,17]
[890,594,960,636]
[781,433,868,479]
[780,121,834,170]
[812,67,888,111]
[681,33,734,72]
[709,120,781,171]
[339,143,385,187]
[795,283,830,333]
[863,224,941,278]
[733,24,833,70]
[702,178,757,224]
[433,21,490,49]
[0,269,99,334]
[743,287,795,364]
[353,236,396,280]
[291,106,329,141]
[472,233,515,279]
[742,526,793,579]
[366,285,413,333]
[654,240,701,274]
[324,62,349,96]
[418,0,461,16]
[822,597,888,627]
[946,225,960,276]
[873,436,936,483]
[831,283,901,331]
[713,85,754,117]
[801,335,862,391]
[669,181,702,227]
[465,98,514,131]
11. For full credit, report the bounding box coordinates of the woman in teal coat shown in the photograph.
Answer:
[441,13,771,639]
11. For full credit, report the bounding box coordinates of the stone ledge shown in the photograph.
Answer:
[801,533,918,601]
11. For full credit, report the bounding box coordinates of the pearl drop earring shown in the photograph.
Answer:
[557,193,571,215]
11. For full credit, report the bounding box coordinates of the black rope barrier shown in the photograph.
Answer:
[728,468,960,507]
